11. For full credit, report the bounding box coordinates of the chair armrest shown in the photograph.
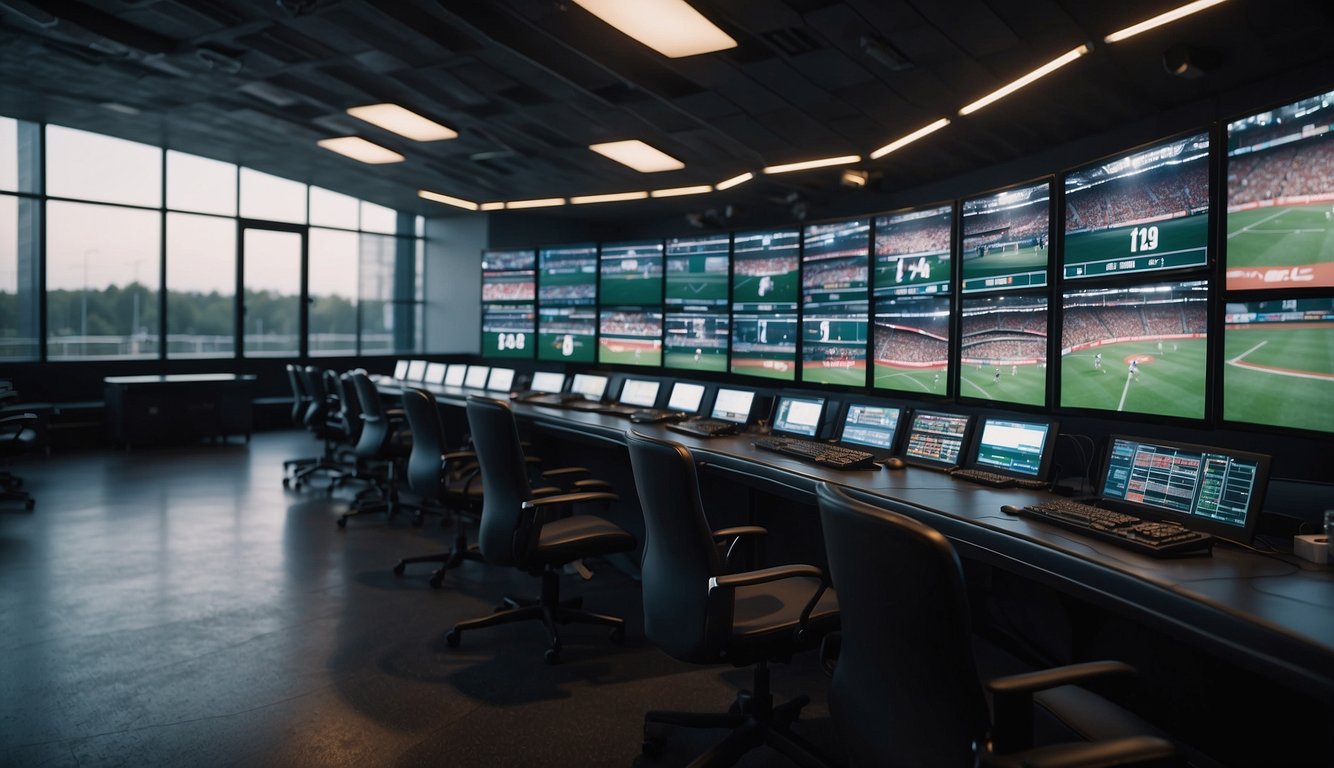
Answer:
[711,526,768,540]
[989,661,1137,754]
[709,563,824,590]
[541,466,590,479]
[983,736,1176,768]
[0,412,38,425]
[442,451,476,463]
[520,491,620,510]
[572,478,612,490]
[530,486,564,498]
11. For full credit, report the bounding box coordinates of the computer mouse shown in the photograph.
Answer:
[883,457,905,470]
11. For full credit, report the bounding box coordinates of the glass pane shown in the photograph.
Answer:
[239,168,306,224]
[359,233,395,355]
[243,229,302,356]
[309,228,358,356]
[0,118,15,192]
[167,151,237,216]
[309,186,358,229]
[360,200,397,234]
[46,201,161,359]
[0,194,40,360]
[167,213,235,358]
[46,125,162,207]
[414,215,424,238]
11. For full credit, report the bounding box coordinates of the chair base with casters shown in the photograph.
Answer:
[392,529,486,588]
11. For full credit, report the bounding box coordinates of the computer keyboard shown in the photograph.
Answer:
[952,467,1050,490]
[522,393,581,406]
[667,419,741,438]
[627,409,687,424]
[753,436,878,470]
[1003,499,1213,557]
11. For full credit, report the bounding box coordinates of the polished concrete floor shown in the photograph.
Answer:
[0,431,839,767]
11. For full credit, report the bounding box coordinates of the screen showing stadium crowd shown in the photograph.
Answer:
[479,89,1334,435]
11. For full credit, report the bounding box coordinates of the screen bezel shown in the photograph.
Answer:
[710,388,755,423]
[964,416,1059,480]
[770,395,826,438]
[901,410,973,469]
[667,382,706,413]
[1097,435,1270,545]
[835,401,903,455]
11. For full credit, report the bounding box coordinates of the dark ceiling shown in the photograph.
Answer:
[1,0,1333,225]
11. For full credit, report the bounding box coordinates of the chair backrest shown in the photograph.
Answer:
[815,483,989,768]
[349,371,390,458]
[401,387,446,503]
[285,364,307,424]
[624,431,730,663]
[297,366,326,426]
[465,396,534,566]
[334,372,363,444]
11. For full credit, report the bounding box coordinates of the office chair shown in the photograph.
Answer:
[445,396,635,663]
[281,363,319,481]
[285,366,354,489]
[338,371,414,527]
[814,482,1177,768]
[624,431,840,767]
[0,411,37,511]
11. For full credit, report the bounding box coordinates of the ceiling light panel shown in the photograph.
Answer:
[570,191,649,204]
[958,45,1090,116]
[418,190,478,211]
[347,104,458,141]
[763,155,861,174]
[650,185,713,198]
[870,118,951,160]
[316,137,405,164]
[505,198,566,209]
[715,172,754,190]
[573,0,736,58]
[589,140,685,173]
[1104,0,1229,44]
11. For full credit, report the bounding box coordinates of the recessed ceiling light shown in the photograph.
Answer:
[870,118,951,160]
[346,104,458,141]
[479,202,506,211]
[570,191,650,205]
[505,197,566,209]
[589,140,685,173]
[763,155,861,174]
[1104,0,1228,44]
[650,185,713,198]
[417,189,478,211]
[715,172,754,190]
[958,45,1090,116]
[573,0,736,58]
[316,137,405,164]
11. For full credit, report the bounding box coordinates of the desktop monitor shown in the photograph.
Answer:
[902,411,972,469]
[444,364,466,387]
[1223,298,1334,434]
[393,360,409,379]
[406,360,427,381]
[570,373,608,401]
[666,382,705,413]
[960,181,1051,293]
[1098,435,1270,544]
[424,362,446,385]
[1063,132,1210,281]
[837,404,902,453]
[464,365,490,389]
[710,388,755,423]
[529,371,565,394]
[966,417,1057,480]
[771,395,825,438]
[618,379,661,408]
[486,367,515,392]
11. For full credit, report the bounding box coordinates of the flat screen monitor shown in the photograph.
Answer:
[731,312,797,381]
[1225,88,1334,291]
[1059,280,1208,420]
[424,362,446,385]
[482,304,535,359]
[482,249,536,272]
[482,270,535,302]
[802,219,870,386]
[618,379,661,408]
[464,365,490,389]
[873,295,951,395]
[958,293,1048,407]
[486,367,515,392]
[393,360,408,379]
[666,235,730,306]
[874,203,953,297]
[538,244,597,306]
[570,373,608,401]
[838,404,902,452]
[530,371,565,394]
[903,411,971,468]
[664,311,729,373]
[732,228,799,311]
[771,395,825,438]
[967,417,1056,479]
[710,388,754,423]
[598,309,662,367]
[961,181,1050,293]
[538,306,596,363]
[1099,435,1269,543]
[406,360,427,381]
[1223,298,1334,434]
[1063,132,1210,280]
[599,240,664,306]
[667,382,705,413]
[444,364,466,387]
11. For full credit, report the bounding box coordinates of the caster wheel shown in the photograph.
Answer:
[609,626,625,645]
[545,646,561,665]
[392,562,406,576]
[445,630,461,648]
[336,517,347,529]
[429,575,443,589]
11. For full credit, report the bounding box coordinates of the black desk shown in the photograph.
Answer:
[382,380,1334,703]
[104,374,255,448]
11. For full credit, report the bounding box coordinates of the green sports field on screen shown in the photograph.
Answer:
[958,361,1046,406]
[802,362,866,386]
[733,271,799,304]
[599,273,662,305]
[598,337,662,367]
[1060,339,1206,419]
[481,331,533,359]
[1063,214,1208,279]
[537,331,594,363]
[961,244,1048,283]
[664,348,728,372]
[667,270,728,303]
[1225,203,1334,289]
[873,364,949,395]
[1223,323,1334,433]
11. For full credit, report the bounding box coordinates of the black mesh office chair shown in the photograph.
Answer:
[625,431,840,767]
[286,365,354,489]
[814,482,1177,768]
[445,396,635,663]
[338,371,414,527]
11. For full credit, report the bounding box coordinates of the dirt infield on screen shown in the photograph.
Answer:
[1225,203,1334,289]
[598,338,662,366]
[731,355,796,381]
[664,349,728,372]
[732,272,799,303]
[873,365,949,395]
[1224,323,1334,433]
[962,246,1048,281]
[958,361,1046,406]
[1060,339,1206,419]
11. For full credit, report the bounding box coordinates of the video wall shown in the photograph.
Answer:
[479,88,1334,437]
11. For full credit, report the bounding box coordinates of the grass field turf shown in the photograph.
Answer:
[1060,339,1206,419]
[666,271,728,302]
[540,270,594,288]
[958,361,1046,406]
[801,362,866,386]
[733,272,799,303]
[1063,213,1208,274]
[1223,324,1334,433]
[598,339,662,367]
[599,273,662,306]
[732,355,795,381]
[961,246,1048,281]
[663,349,728,372]
[536,332,594,363]
[1225,202,1334,270]
[481,331,534,359]
[873,364,949,395]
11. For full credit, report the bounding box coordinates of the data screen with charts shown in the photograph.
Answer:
[839,404,901,450]
[1100,438,1264,528]
[903,412,970,466]
[971,418,1050,477]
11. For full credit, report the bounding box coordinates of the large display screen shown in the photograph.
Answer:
[598,309,662,367]
[666,235,729,306]
[961,181,1050,293]
[958,294,1048,406]
[731,228,800,380]
[1225,89,1334,290]
[537,306,596,363]
[481,303,535,359]
[481,248,536,303]
[1063,133,1210,280]
[1223,298,1334,434]
[1060,280,1209,419]
[664,310,729,372]
[802,219,870,385]
[873,204,952,297]
[872,295,951,395]
[599,240,663,306]
[539,245,597,306]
